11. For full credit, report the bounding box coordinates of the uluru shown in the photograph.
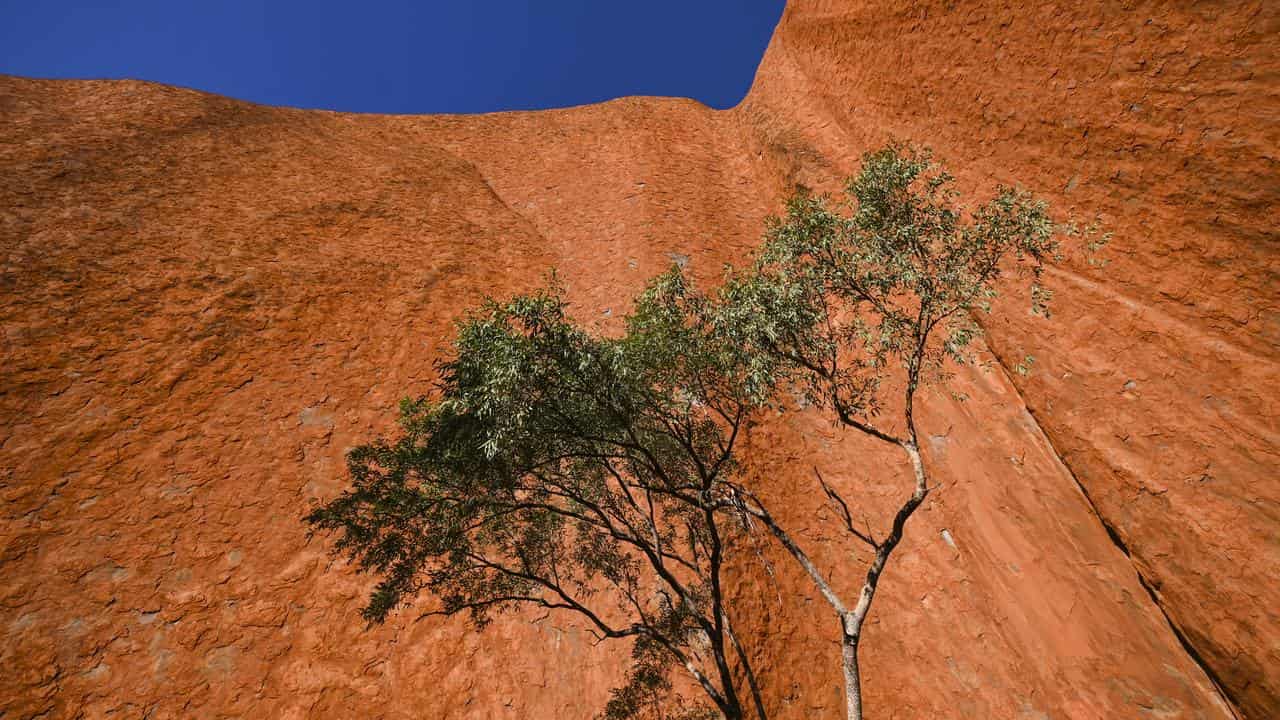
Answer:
[2,1,1276,718]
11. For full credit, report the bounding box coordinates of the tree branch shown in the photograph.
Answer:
[814,467,878,549]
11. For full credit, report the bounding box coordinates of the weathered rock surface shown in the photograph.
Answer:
[1,1,1274,718]
[743,2,1278,716]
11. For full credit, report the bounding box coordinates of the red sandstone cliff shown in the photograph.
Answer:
[1,1,1275,718]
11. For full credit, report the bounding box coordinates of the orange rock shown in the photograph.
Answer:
[1,1,1275,717]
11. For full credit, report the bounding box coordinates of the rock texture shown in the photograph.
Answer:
[1,1,1275,718]
[743,2,1279,716]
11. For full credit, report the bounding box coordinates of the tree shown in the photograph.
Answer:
[712,144,1102,720]
[305,272,772,720]
[306,143,1102,720]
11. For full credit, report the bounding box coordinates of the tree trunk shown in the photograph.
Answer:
[716,670,745,720]
[841,628,863,720]
[723,611,769,720]
[712,638,745,720]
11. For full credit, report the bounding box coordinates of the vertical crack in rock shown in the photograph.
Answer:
[984,343,1245,720]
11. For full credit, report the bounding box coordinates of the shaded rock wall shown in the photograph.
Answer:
[1,82,775,719]
[1,1,1274,718]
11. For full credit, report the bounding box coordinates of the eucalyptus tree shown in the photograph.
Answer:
[305,272,771,720]
[714,144,1102,720]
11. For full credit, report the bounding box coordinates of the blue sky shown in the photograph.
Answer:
[0,1,785,114]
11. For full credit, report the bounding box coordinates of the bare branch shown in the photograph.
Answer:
[814,467,878,549]
[728,483,849,616]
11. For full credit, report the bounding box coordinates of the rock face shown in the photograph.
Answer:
[1,1,1275,718]
[744,2,1279,716]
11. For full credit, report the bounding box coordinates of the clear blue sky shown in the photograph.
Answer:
[0,1,785,114]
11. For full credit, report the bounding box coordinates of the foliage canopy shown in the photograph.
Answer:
[307,271,769,719]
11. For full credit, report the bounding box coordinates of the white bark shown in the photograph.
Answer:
[841,627,863,720]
